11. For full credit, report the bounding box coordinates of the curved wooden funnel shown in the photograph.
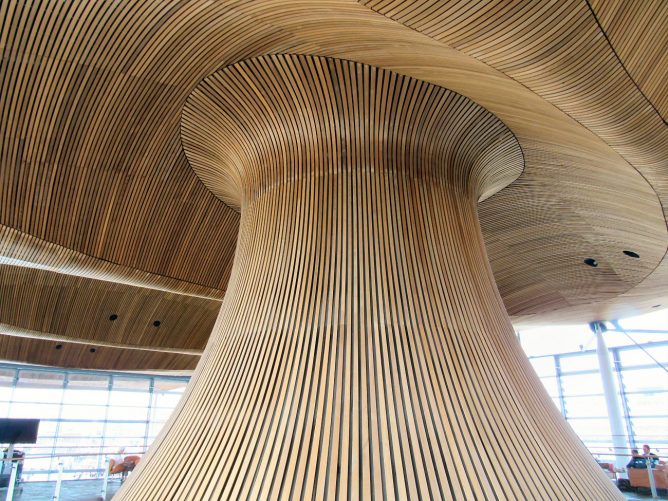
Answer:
[118,55,620,500]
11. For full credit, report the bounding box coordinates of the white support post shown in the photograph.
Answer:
[647,458,658,499]
[592,321,629,469]
[99,457,110,500]
[5,461,18,501]
[52,460,64,501]
[2,445,13,478]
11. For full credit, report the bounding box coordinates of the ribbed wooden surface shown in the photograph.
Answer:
[589,0,668,122]
[0,334,198,371]
[117,55,621,500]
[2,2,660,497]
[355,0,668,324]
[0,264,214,369]
[181,55,523,210]
[1,1,667,370]
[0,224,227,300]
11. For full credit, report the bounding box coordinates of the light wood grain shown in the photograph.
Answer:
[3,1,662,496]
[1,2,666,362]
[117,54,621,500]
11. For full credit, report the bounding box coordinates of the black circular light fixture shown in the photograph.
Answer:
[652,304,661,308]
[153,320,161,327]
[90,347,97,353]
[109,314,118,321]
[55,344,63,350]
[623,250,640,258]
[584,258,598,267]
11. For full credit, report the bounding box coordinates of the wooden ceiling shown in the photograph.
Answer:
[0,0,666,370]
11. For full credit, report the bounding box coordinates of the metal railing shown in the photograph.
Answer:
[1,448,665,500]
[1,450,145,501]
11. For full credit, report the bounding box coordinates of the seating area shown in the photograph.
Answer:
[628,467,668,493]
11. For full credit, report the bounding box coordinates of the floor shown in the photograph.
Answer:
[0,480,665,500]
[625,489,668,500]
[0,479,122,500]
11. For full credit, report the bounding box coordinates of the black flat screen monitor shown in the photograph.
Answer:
[0,418,40,444]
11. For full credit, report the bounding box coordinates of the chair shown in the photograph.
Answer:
[628,465,668,491]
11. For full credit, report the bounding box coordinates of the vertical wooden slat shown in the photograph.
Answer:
[117,55,621,500]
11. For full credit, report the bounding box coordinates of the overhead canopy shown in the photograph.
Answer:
[1,0,666,370]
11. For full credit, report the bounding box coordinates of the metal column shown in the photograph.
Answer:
[591,321,629,469]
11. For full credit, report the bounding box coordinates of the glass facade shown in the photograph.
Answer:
[528,340,668,464]
[0,363,188,481]
[1,326,665,483]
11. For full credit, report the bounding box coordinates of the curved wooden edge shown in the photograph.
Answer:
[0,323,203,356]
[0,224,226,300]
[182,53,524,210]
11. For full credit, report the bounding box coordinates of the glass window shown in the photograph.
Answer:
[109,389,150,408]
[0,369,16,403]
[626,392,668,417]
[63,374,110,406]
[103,436,145,450]
[0,362,188,481]
[560,373,604,396]
[621,367,668,393]
[23,456,53,474]
[148,420,168,439]
[53,439,103,456]
[106,405,149,421]
[110,378,150,408]
[563,395,608,418]
[566,418,612,441]
[57,421,105,438]
[36,420,59,437]
[60,404,108,421]
[153,379,186,408]
[16,371,64,403]
[629,417,668,439]
[8,402,61,419]
[559,353,598,373]
[150,407,176,422]
[105,422,147,438]
[62,388,109,406]
[529,357,556,377]
[112,377,150,392]
[619,346,668,368]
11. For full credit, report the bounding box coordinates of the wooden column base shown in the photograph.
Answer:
[117,55,622,500]
[118,169,620,499]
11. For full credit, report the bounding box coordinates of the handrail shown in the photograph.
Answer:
[1,450,146,462]
[3,449,663,461]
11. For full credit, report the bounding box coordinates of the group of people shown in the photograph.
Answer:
[627,444,662,469]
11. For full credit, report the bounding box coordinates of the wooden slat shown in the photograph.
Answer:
[0,224,226,299]
[1,0,666,340]
[0,323,203,356]
[0,264,218,354]
[2,2,663,497]
[117,54,620,500]
[588,0,668,122]
[0,335,198,371]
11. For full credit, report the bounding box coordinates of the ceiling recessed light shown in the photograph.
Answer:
[623,250,640,258]
[109,314,118,321]
[652,304,661,308]
[89,347,97,353]
[55,344,62,350]
[584,258,598,267]
[153,320,161,327]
